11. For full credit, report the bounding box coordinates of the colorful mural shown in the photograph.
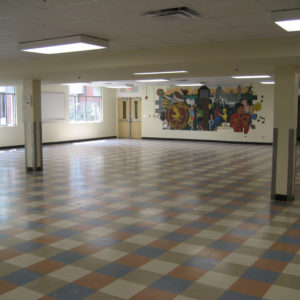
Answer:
[155,85,265,134]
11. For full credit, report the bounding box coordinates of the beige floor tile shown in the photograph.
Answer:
[100,279,145,299]
[50,239,82,250]
[1,287,43,300]
[223,253,260,266]
[6,253,44,267]
[182,283,225,300]
[264,285,300,300]
[91,249,127,261]
[49,265,91,282]
[172,243,205,255]
[140,259,179,274]
[197,271,238,289]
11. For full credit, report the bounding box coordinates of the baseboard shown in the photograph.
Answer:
[272,194,294,201]
[0,136,117,150]
[43,136,117,146]
[142,137,273,146]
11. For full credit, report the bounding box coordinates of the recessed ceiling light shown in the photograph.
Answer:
[272,9,300,31]
[231,75,271,79]
[175,83,204,87]
[260,81,275,85]
[20,35,108,54]
[275,19,300,31]
[134,71,188,75]
[61,82,89,86]
[108,86,132,89]
[136,79,169,83]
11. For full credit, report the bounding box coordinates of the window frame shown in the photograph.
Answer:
[0,86,17,127]
[69,86,103,124]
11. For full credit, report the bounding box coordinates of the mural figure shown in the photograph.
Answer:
[155,84,265,134]
[230,104,251,134]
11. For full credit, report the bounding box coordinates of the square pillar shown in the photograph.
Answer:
[23,80,43,171]
[272,66,298,201]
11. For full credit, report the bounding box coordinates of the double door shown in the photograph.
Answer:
[118,97,141,139]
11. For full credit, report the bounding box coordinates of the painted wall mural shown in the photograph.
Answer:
[155,85,265,134]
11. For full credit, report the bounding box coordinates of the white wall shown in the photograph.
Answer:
[141,84,274,143]
[0,84,117,147]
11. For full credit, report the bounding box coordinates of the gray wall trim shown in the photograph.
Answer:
[287,128,295,200]
[129,97,132,139]
[271,128,278,199]
[39,121,43,170]
[32,121,37,169]
[24,122,28,169]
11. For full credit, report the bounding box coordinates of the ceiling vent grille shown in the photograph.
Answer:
[143,7,200,20]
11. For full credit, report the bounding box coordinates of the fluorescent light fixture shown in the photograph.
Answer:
[272,9,300,31]
[175,83,204,87]
[108,86,131,89]
[275,19,300,31]
[61,82,89,86]
[232,75,271,79]
[134,70,188,75]
[20,35,108,54]
[260,81,275,85]
[136,79,169,83]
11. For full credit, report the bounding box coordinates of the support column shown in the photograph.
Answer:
[23,80,43,171]
[272,66,298,201]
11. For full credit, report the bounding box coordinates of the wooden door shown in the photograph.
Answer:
[130,97,141,139]
[118,98,130,138]
[118,97,142,139]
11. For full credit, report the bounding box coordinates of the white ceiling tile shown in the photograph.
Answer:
[11,0,93,9]
[54,1,126,21]
[220,12,272,27]
[95,0,184,14]
[9,9,80,27]
[257,0,300,10]
[193,27,252,42]
[0,0,298,64]
[189,0,267,18]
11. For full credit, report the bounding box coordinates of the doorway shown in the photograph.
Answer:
[118,97,142,139]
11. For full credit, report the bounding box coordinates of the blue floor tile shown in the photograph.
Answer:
[209,240,240,252]
[11,241,44,252]
[186,221,210,229]
[133,246,166,258]
[219,291,262,300]
[184,256,219,270]
[262,249,294,262]
[51,228,79,238]
[49,283,95,300]
[151,275,193,294]
[242,267,280,284]
[277,235,300,246]
[3,269,43,285]
[89,237,121,248]
[162,232,190,242]
[50,251,85,264]
[96,262,133,278]
[122,225,148,234]
[229,228,256,237]
[83,218,109,226]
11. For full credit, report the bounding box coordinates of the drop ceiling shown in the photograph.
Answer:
[0,0,299,85]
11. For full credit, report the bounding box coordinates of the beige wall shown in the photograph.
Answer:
[0,84,117,147]
[141,84,274,143]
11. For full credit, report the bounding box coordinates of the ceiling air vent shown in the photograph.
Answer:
[143,7,200,20]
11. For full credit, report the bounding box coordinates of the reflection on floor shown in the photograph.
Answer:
[0,139,299,300]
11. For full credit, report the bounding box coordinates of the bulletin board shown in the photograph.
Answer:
[41,92,65,121]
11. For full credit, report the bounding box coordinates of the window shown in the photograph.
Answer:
[69,85,102,123]
[0,86,16,126]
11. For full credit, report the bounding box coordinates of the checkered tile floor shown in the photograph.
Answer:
[0,139,300,300]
